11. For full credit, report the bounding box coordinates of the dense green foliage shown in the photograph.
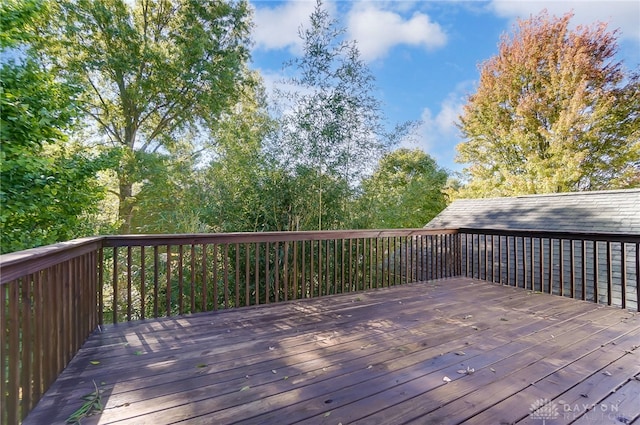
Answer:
[0,0,108,254]
[43,0,254,233]
[456,12,640,197]
[355,149,448,229]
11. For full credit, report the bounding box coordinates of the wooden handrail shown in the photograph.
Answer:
[0,237,104,285]
[102,228,459,247]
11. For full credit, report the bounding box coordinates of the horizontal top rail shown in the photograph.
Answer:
[102,228,460,247]
[0,229,457,285]
[0,237,104,285]
[459,227,640,243]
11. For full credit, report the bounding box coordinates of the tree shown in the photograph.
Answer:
[456,11,640,197]
[0,0,109,253]
[202,80,283,232]
[269,0,410,229]
[44,0,253,233]
[354,149,448,229]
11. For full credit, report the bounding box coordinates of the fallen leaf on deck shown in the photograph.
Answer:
[196,364,207,368]
[443,376,451,383]
[455,351,466,356]
[463,315,473,319]
[490,368,496,373]
[90,361,100,365]
[268,346,275,351]
[324,412,331,417]
[240,386,250,392]
[367,365,373,369]
[457,366,475,375]
[272,370,277,374]
[134,351,144,355]
[602,371,612,376]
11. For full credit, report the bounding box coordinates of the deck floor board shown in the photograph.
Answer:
[23,278,640,425]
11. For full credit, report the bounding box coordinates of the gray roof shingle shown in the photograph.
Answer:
[425,189,640,233]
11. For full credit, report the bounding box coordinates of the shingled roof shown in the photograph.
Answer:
[425,189,640,233]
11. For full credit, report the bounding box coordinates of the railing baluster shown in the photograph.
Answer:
[340,239,346,294]
[621,243,626,309]
[607,241,613,306]
[274,242,280,303]
[154,246,160,317]
[9,279,19,425]
[570,240,575,299]
[547,238,552,294]
[593,241,599,303]
[213,244,218,310]
[113,247,119,324]
[21,275,32,415]
[235,243,240,307]
[166,244,172,316]
[201,244,208,311]
[33,271,43,404]
[301,240,306,298]
[559,239,564,297]
[581,240,587,301]
[265,242,270,304]
[254,243,259,305]
[311,240,316,297]
[190,244,195,313]
[283,241,288,301]
[482,234,487,280]
[99,248,104,326]
[141,246,146,319]
[127,246,132,321]
[178,244,184,315]
[328,239,332,293]
[636,242,640,311]
[1,278,7,425]
[224,244,230,309]
[244,243,250,306]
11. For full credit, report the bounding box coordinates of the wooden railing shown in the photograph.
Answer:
[0,238,103,425]
[99,229,459,323]
[2,227,639,424]
[459,229,640,311]
[0,228,457,424]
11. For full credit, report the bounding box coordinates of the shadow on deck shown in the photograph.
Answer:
[23,278,640,425]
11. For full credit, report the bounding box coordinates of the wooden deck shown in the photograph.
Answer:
[24,278,640,425]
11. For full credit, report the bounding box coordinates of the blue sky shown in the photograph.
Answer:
[248,0,640,173]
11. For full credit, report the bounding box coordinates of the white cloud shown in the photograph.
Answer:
[490,0,640,44]
[347,2,447,62]
[404,82,472,172]
[251,1,318,53]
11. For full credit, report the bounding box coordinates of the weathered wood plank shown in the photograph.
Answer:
[569,376,640,425]
[458,324,640,424]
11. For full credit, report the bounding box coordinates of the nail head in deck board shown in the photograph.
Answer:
[20,278,640,425]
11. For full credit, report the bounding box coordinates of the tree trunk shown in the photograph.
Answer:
[118,181,135,234]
